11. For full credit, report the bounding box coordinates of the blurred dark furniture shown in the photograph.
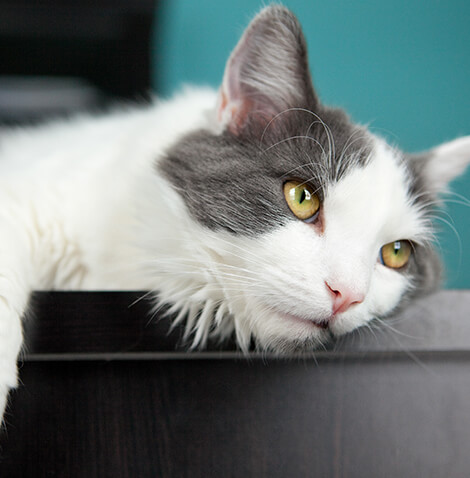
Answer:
[1,290,470,477]
[0,0,156,122]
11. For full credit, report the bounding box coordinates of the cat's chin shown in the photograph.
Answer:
[253,303,378,353]
[250,307,333,353]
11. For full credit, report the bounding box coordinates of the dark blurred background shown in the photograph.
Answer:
[0,0,155,123]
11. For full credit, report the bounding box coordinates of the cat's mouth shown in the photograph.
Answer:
[277,311,331,330]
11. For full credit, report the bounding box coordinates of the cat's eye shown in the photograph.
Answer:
[380,240,412,269]
[283,180,320,221]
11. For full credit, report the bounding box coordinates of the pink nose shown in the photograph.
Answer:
[325,281,365,315]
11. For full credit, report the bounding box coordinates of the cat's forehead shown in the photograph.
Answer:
[323,138,425,243]
[261,106,373,185]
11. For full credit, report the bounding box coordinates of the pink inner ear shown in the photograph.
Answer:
[217,91,228,123]
[215,6,315,138]
[218,89,255,136]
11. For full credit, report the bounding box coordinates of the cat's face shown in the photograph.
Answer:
[227,140,437,352]
[161,109,438,352]
[158,6,470,352]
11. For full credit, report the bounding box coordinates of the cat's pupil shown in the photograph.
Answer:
[299,190,306,204]
[394,241,401,255]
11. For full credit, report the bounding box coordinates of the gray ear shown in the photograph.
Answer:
[217,5,317,137]
[407,136,470,195]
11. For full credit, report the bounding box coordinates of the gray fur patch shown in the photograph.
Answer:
[402,153,444,298]
[405,152,438,211]
[158,106,372,236]
[402,242,442,302]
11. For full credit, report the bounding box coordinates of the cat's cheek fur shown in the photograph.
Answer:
[233,221,410,347]
[216,222,351,348]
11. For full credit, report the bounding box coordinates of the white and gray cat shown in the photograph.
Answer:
[0,5,469,420]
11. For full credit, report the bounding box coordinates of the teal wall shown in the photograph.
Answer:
[153,0,470,288]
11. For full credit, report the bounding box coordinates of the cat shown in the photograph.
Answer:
[0,4,469,422]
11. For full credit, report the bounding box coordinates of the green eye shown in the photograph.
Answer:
[283,180,320,221]
[380,240,412,269]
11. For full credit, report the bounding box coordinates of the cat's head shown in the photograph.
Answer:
[159,5,470,352]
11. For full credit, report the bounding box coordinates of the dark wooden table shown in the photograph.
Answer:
[1,290,470,477]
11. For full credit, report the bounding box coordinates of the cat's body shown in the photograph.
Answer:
[0,89,216,290]
[0,5,469,421]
